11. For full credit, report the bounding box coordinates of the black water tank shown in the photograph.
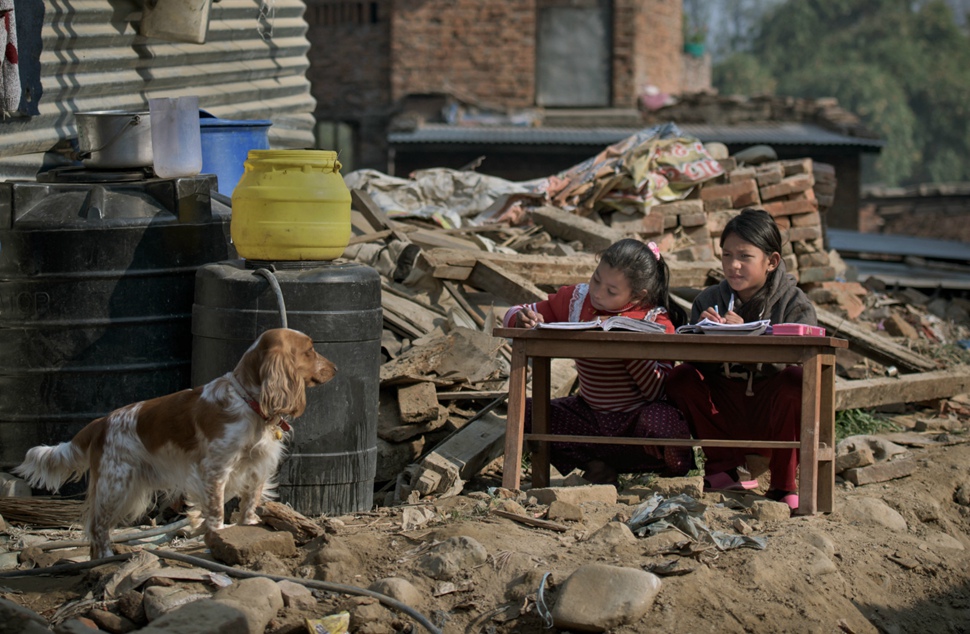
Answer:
[191,259,381,516]
[0,175,230,469]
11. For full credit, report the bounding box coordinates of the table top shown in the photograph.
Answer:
[493,327,848,364]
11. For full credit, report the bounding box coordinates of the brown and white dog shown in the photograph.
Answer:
[14,328,336,559]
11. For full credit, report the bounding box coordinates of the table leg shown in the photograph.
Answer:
[817,354,837,513]
[502,344,528,490]
[797,354,823,515]
[531,357,552,489]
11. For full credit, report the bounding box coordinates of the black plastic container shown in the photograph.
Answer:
[0,174,230,469]
[191,259,381,516]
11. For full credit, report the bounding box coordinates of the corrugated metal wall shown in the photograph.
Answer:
[0,0,316,180]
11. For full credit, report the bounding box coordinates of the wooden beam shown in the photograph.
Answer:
[468,259,546,305]
[835,366,970,411]
[350,188,411,243]
[529,205,627,252]
[816,307,936,373]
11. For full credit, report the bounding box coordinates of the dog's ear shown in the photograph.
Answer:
[258,343,307,420]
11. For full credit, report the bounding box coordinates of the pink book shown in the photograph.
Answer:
[771,323,826,336]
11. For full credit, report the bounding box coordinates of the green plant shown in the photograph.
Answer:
[835,408,900,442]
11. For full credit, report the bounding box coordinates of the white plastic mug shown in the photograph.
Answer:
[149,96,202,178]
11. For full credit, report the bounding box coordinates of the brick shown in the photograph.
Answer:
[611,212,664,236]
[678,212,707,227]
[755,163,785,187]
[791,211,821,227]
[798,252,830,268]
[703,196,733,211]
[664,214,679,229]
[717,157,738,172]
[706,210,739,237]
[763,198,819,218]
[700,179,760,208]
[797,266,836,283]
[760,173,815,201]
[800,281,868,296]
[787,187,817,202]
[669,244,714,262]
[780,157,814,176]
[884,313,920,339]
[773,216,791,230]
[789,226,823,242]
[654,199,704,216]
[728,167,756,183]
[783,254,799,276]
[683,225,710,244]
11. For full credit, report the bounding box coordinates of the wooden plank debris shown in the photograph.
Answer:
[468,259,546,305]
[530,205,628,252]
[834,366,970,411]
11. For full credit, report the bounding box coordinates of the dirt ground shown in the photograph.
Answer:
[2,412,970,634]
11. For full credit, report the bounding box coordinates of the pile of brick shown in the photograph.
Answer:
[613,155,837,284]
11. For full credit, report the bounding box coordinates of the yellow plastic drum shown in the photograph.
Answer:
[231,150,351,261]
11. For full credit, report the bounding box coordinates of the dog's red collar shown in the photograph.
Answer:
[229,374,292,433]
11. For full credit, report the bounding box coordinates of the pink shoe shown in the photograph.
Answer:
[766,490,799,513]
[703,471,759,492]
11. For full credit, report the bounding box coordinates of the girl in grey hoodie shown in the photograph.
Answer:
[666,208,817,513]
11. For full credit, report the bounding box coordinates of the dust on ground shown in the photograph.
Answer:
[2,412,969,634]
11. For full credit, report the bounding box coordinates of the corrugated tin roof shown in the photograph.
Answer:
[0,0,316,180]
[389,121,885,150]
[827,229,970,263]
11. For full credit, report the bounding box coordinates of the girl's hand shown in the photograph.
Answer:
[698,307,724,323]
[516,308,544,328]
[722,310,744,325]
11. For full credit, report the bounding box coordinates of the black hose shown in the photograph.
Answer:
[253,267,288,329]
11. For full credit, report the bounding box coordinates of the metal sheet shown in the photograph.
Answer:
[0,0,316,180]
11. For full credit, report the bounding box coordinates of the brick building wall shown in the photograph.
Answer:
[390,0,537,108]
[629,0,684,101]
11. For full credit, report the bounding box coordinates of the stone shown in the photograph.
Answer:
[137,600,248,634]
[277,580,316,610]
[551,563,662,632]
[213,577,284,634]
[801,531,837,558]
[53,619,101,633]
[840,496,908,531]
[206,525,296,566]
[528,484,617,506]
[0,597,50,634]
[87,608,137,634]
[843,456,917,486]
[750,499,791,522]
[142,586,210,622]
[547,500,584,522]
[587,521,636,546]
[419,536,487,581]
[368,578,424,610]
[835,446,875,473]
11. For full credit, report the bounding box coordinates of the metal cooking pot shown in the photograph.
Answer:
[75,110,153,169]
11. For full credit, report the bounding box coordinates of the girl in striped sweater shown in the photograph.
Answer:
[502,239,691,486]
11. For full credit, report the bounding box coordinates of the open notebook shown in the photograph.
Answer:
[536,315,668,334]
[675,318,771,336]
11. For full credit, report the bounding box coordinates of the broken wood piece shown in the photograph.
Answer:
[436,390,507,401]
[443,281,487,328]
[469,259,546,305]
[490,509,569,532]
[816,307,936,373]
[529,205,628,252]
[351,188,412,243]
[255,501,327,545]
[381,290,444,336]
[834,366,970,411]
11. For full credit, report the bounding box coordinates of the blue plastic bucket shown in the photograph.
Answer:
[199,112,272,196]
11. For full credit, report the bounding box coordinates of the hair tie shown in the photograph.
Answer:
[647,241,661,261]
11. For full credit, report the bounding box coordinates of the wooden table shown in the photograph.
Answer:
[494,327,848,515]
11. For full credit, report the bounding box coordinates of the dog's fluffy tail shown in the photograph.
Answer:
[13,441,88,492]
